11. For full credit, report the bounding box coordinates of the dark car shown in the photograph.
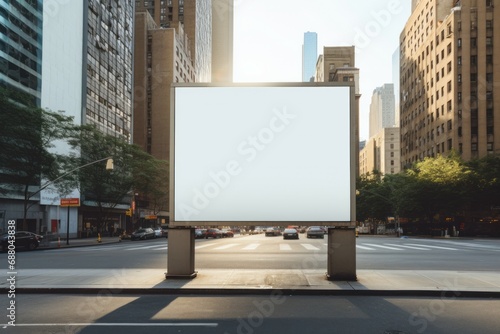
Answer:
[306,226,325,239]
[221,229,234,237]
[195,229,207,239]
[130,228,155,240]
[1,231,42,251]
[283,228,299,240]
[265,228,281,236]
[205,228,223,239]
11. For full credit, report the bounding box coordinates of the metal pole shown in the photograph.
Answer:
[66,206,70,245]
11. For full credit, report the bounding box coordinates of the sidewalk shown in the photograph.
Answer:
[38,235,122,249]
[6,236,500,297]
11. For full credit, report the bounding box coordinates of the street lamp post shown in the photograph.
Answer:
[35,157,114,244]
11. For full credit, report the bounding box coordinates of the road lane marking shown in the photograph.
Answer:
[406,243,458,250]
[279,244,292,251]
[356,245,375,250]
[3,323,218,328]
[125,244,166,251]
[363,243,404,250]
[301,244,320,250]
[384,244,431,250]
[213,243,239,250]
[195,243,216,249]
[242,243,260,250]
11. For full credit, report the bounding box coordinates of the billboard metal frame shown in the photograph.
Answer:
[169,82,356,228]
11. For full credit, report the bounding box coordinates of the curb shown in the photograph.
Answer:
[14,287,500,298]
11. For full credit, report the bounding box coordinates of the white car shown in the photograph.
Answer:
[153,227,163,238]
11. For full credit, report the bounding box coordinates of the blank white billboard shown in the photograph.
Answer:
[173,84,353,223]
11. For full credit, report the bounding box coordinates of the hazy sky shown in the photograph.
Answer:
[233,0,412,141]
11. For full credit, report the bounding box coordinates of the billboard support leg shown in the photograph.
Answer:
[326,227,357,281]
[165,227,197,279]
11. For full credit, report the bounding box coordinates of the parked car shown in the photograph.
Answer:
[153,227,163,238]
[1,231,42,251]
[221,229,234,237]
[265,228,281,236]
[161,225,169,238]
[205,228,223,239]
[130,228,155,240]
[195,229,207,239]
[283,228,299,240]
[306,226,325,239]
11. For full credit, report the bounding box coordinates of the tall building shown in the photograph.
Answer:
[392,47,401,125]
[315,46,361,176]
[135,0,214,82]
[359,128,401,176]
[40,0,135,237]
[302,31,317,82]
[0,0,43,106]
[369,84,396,138]
[211,0,233,82]
[134,10,195,161]
[400,0,500,168]
[0,0,43,233]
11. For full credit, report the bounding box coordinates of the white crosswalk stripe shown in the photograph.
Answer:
[242,243,260,250]
[279,244,292,251]
[406,243,458,251]
[213,243,239,250]
[362,243,404,250]
[384,244,431,250]
[301,244,320,251]
[195,243,216,249]
[356,245,376,250]
[125,244,166,251]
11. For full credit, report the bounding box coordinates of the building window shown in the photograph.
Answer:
[448,139,452,151]
[457,38,461,47]
[487,55,493,64]
[447,100,452,112]
[487,143,494,152]
[486,37,493,46]
[457,56,461,65]
[458,92,462,101]
[447,81,452,92]
[471,143,478,151]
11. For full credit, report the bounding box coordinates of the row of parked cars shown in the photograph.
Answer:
[263,226,327,239]
[195,228,234,239]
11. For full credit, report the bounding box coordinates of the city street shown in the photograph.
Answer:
[6,234,500,271]
[2,234,500,333]
[1,294,500,334]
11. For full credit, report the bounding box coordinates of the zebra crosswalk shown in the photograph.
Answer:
[45,240,480,253]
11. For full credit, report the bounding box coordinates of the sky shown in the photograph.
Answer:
[233,0,412,141]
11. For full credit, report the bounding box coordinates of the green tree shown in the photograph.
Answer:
[466,153,500,212]
[407,154,471,221]
[69,125,169,232]
[0,88,77,228]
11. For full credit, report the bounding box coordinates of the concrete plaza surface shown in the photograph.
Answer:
[3,236,500,297]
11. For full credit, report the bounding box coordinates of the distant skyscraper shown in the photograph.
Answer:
[369,84,396,138]
[392,47,400,125]
[302,32,317,82]
[0,0,43,106]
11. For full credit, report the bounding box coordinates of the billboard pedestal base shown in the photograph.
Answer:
[326,227,357,281]
[165,227,196,279]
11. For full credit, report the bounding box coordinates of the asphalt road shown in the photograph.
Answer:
[6,234,500,271]
[3,294,500,334]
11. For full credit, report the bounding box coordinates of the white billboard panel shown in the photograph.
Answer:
[173,84,353,223]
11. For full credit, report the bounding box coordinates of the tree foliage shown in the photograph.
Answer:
[357,153,500,223]
[0,87,77,225]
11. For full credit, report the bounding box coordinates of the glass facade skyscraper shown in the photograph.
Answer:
[0,0,43,106]
[302,31,317,82]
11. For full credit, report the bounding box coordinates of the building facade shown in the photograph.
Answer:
[315,46,361,176]
[39,0,135,237]
[135,0,213,82]
[360,128,401,176]
[0,0,43,106]
[369,84,396,138]
[302,31,317,82]
[134,10,195,161]
[400,0,500,168]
